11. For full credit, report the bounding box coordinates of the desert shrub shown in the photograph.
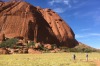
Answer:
[38,44,44,50]
[52,44,57,49]
[27,41,35,48]
[82,48,96,52]
[67,48,97,53]
[27,42,43,50]
[58,46,97,53]
[59,47,68,52]
[0,38,18,48]
[42,46,51,53]
[96,49,100,53]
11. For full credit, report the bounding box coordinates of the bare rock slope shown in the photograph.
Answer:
[0,1,78,47]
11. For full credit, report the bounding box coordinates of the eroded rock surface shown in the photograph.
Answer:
[0,1,78,48]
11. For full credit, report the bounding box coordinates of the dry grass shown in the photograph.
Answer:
[0,52,100,66]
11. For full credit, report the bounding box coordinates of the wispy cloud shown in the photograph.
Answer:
[48,0,100,25]
[48,0,71,13]
[63,0,70,5]
[81,28,91,31]
[75,34,85,38]
[49,0,70,6]
[76,33,100,39]
[72,2,87,9]
[90,33,100,36]
[53,8,66,13]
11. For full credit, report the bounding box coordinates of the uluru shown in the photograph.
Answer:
[0,1,78,48]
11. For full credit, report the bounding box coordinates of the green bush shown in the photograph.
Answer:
[52,44,57,49]
[27,41,35,48]
[0,38,18,48]
[38,44,44,50]
[59,46,97,53]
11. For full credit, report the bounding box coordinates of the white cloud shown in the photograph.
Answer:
[53,8,66,13]
[81,28,90,31]
[76,33,100,39]
[90,33,100,36]
[49,0,60,5]
[63,0,69,5]
[48,0,71,13]
[49,0,70,5]
[75,34,85,38]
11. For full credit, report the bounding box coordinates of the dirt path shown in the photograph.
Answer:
[94,61,100,66]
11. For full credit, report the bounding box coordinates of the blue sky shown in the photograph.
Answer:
[25,0,100,49]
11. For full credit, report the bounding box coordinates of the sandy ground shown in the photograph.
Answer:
[95,61,100,66]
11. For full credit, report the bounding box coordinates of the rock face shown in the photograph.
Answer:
[0,1,78,48]
[0,48,9,54]
[44,44,52,50]
[0,33,5,41]
[28,48,41,54]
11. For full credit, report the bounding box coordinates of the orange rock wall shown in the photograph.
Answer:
[0,2,78,47]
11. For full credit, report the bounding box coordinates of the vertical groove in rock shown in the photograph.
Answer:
[0,1,78,48]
